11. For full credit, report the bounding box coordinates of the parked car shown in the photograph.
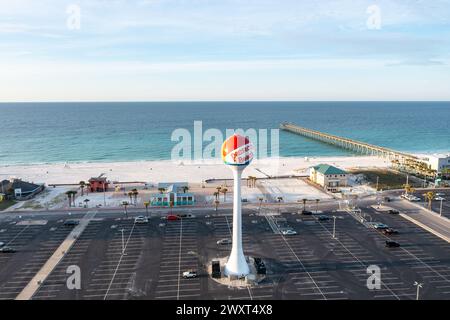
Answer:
[383,197,391,202]
[0,242,4,248]
[134,216,148,224]
[317,215,330,221]
[385,241,401,248]
[301,210,313,215]
[63,220,79,226]
[0,246,16,253]
[253,257,266,275]
[373,223,389,230]
[167,215,180,221]
[182,270,198,278]
[435,196,446,201]
[216,239,232,245]
[387,209,399,215]
[436,192,445,196]
[211,261,221,279]
[177,213,196,219]
[382,228,399,235]
[281,229,297,235]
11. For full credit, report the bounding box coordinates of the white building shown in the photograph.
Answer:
[309,164,348,192]
[422,154,450,175]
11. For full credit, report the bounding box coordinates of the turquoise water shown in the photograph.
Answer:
[0,102,448,165]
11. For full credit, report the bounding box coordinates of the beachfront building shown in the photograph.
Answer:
[88,175,110,192]
[309,164,348,192]
[422,154,450,179]
[0,178,45,200]
[150,182,195,207]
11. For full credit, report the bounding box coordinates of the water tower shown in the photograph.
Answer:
[221,134,254,277]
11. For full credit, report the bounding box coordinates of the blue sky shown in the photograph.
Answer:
[1,0,449,101]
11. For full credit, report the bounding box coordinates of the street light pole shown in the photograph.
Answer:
[120,229,125,255]
[103,183,106,207]
[332,216,337,239]
[440,199,443,217]
[414,282,423,300]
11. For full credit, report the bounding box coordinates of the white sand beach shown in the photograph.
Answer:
[0,156,391,211]
[0,156,390,185]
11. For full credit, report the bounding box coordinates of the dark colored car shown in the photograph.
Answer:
[254,257,266,275]
[0,246,16,253]
[385,241,401,248]
[317,215,330,221]
[212,260,221,279]
[64,220,79,226]
[387,209,399,215]
[301,210,313,215]
[383,228,399,235]
[384,197,391,202]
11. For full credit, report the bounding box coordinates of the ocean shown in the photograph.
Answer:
[0,102,449,165]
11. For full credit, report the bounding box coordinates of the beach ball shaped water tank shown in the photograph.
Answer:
[221,134,254,166]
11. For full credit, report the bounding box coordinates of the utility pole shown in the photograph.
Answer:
[120,229,125,255]
[332,216,337,239]
[440,199,443,217]
[376,176,379,191]
[103,183,106,207]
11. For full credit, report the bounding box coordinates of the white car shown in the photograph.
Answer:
[0,242,4,248]
[134,216,148,224]
[435,196,446,201]
[182,270,197,278]
[281,229,297,235]
[216,239,232,245]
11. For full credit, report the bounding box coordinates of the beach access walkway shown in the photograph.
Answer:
[15,210,97,300]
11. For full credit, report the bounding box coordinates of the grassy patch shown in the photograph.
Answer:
[0,199,17,211]
[20,200,44,210]
[350,169,422,190]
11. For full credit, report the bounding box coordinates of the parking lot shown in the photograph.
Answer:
[0,204,449,300]
[0,219,75,300]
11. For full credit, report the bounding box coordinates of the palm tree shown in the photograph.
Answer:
[144,201,150,217]
[122,201,129,218]
[213,192,220,201]
[404,183,414,195]
[424,191,435,210]
[258,197,264,215]
[71,191,78,207]
[85,183,90,195]
[128,191,134,204]
[315,199,320,213]
[83,199,90,208]
[65,191,73,207]
[300,198,308,212]
[132,189,139,205]
[158,187,166,194]
[252,176,257,188]
[79,181,86,196]
[182,186,189,193]
[214,199,220,212]
[221,188,228,202]
[277,196,283,213]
